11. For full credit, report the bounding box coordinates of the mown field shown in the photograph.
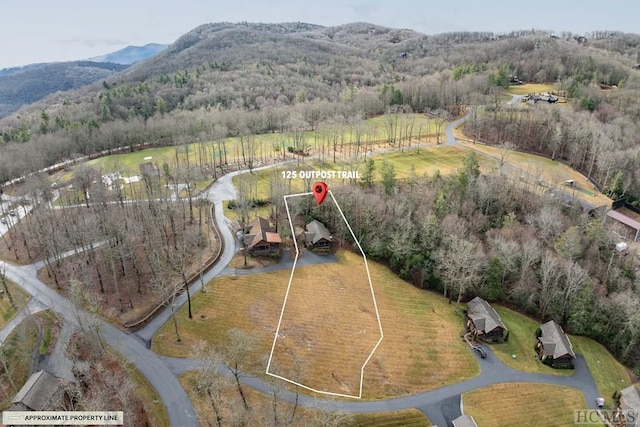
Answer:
[229,145,496,206]
[153,250,479,399]
[463,383,587,427]
[55,114,443,182]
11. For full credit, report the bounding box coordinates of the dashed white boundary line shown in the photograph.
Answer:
[265,190,384,399]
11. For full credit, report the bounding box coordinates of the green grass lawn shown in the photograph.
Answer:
[571,335,632,402]
[0,280,29,330]
[58,114,444,182]
[233,145,497,201]
[506,83,557,95]
[463,383,587,427]
[490,306,572,376]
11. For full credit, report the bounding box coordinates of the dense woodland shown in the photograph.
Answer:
[1,21,640,373]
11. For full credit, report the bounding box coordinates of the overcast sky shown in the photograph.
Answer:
[1,0,638,69]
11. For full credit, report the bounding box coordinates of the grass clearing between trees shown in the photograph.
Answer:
[231,145,496,203]
[463,382,587,427]
[153,250,479,399]
[490,306,572,376]
[506,83,557,95]
[56,114,444,182]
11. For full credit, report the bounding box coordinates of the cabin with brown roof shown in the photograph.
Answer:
[466,296,507,340]
[536,320,575,368]
[303,220,332,252]
[244,216,282,256]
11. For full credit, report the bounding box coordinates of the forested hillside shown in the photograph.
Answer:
[2,20,640,381]
[1,23,639,202]
[0,61,129,119]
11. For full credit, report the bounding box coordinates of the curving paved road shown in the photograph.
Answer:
[0,110,605,426]
[157,344,599,426]
[0,261,199,427]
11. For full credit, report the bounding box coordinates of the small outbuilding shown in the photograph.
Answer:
[537,320,575,368]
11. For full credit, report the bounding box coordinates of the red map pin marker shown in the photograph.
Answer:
[313,182,328,205]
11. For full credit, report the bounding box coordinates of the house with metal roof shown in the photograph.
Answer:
[11,370,64,411]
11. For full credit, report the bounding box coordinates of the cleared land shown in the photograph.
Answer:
[454,129,612,208]
[56,114,444,184]
[153,250,479,398]
[506,83,557,95]
[232,145,496,203]
[463,383,587,427]
[268,242,381,396]
[490,306,572,376]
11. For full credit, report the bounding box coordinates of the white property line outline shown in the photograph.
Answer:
[265,190,384,399]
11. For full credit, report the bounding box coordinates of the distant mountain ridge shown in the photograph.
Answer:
[86,43,169,65]
[0,61,129,118]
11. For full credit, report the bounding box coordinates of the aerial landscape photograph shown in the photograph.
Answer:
[2,0,640,426]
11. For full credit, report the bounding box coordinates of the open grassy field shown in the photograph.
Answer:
[268,249,382,396]
[506,83,557,95]
[232,145,497,202]
[490,307,573,376]
[349,409,431,426]
[153,250,479,399]
[0,279,29,330]
[453,130,612,208]
[571,336,632,402]
[463,383,587,427]
[56,114,443,183]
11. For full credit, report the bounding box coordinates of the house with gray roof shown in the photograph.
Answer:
[537,320,575,368]
[11,370,64,411]
[303,220,332,252]
[466,296,507,340]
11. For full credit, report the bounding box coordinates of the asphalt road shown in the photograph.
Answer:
[0,108,604,425]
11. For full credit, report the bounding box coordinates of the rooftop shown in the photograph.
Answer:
[539,320,575,359]
[467,297,506,333]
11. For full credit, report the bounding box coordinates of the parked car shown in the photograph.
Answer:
[473,345,487,359]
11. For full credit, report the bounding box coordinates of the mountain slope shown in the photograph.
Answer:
[0,61,128,118]
[86,43,169,65]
